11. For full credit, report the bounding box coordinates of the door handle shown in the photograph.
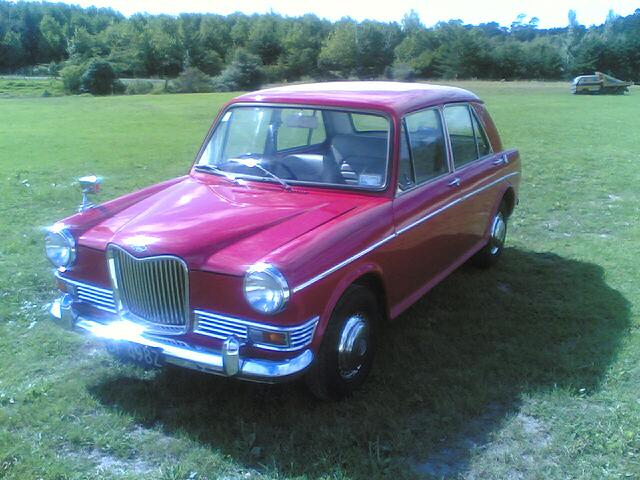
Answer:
[448,177,461,187]
[492,154,509,166]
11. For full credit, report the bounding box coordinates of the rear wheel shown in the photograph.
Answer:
[305,285,379,400]
[472,202,508,268]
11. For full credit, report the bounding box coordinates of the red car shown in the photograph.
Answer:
[47,82,520,399]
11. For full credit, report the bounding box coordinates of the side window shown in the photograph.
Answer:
[471,110,491,157]
[351,113,389,133]
[404,108,448,184]
[277,109,326,151]
[444,105,477,168]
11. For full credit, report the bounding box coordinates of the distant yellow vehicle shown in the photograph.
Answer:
[571,72,633,95]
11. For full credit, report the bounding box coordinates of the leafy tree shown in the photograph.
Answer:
[318,20,358,77]
[247,14,283,65]
[213,48,265,90]
[1,1,639,83]
[39,14,65,60]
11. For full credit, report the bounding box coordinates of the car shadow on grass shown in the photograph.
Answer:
[89,248,631,479]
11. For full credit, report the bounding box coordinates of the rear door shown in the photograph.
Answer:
[442,103,503,251]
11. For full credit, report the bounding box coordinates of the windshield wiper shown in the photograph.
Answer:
[194,164,240,184]
[227,158,292,191]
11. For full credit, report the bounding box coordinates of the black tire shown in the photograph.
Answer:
[472,201,508,269]
[305,285,379,400]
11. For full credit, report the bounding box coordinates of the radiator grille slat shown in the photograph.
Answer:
[108,245,189,334]
[193,310,318,351]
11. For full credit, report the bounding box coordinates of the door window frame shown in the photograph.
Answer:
[442,103,494,173]
[396,106,453,197]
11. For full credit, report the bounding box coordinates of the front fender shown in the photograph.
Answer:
[313,261,386,345]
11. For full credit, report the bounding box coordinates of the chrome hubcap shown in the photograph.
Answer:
[338,314,369,380]
[490,212,506,255]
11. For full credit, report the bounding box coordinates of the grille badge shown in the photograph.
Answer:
[130,243,147,253]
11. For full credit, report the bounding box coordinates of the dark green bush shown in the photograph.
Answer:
[168,67,213,93]
[213,49,265,91]
[80,60,117,95]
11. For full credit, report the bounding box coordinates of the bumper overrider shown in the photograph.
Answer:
[50,294,316,383]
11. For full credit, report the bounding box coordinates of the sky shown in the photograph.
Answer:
[30,0,640,28]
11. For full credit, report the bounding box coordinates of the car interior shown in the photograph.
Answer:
[210,108,390,189]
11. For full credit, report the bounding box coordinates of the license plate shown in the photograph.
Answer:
[105,340,164,369]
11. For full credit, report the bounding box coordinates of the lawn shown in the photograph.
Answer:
[0,82,639,479]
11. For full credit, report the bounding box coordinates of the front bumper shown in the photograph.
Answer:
[50,295,314,383]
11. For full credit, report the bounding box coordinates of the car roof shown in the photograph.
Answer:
[232,81,481,116]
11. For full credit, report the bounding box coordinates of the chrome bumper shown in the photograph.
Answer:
[49,295,313,383]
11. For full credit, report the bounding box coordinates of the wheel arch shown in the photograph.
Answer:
[314,262,389,346]
[502,186,516,218]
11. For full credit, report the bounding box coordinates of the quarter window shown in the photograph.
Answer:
[404,109,448,184]
[471,111,491,157]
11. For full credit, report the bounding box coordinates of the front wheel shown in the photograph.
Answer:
[305,285,379,400]
[472,203,508,268]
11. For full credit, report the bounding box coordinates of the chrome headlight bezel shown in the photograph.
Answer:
[243,263,290,314]
[45,226,76,269]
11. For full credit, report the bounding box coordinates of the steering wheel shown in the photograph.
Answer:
[232,153,299,181]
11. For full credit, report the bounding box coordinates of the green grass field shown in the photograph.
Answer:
[0,82,639,479]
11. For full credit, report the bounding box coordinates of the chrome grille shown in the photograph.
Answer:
[108,245,189,334]
[76,282,116,313]
[194,310,318,351]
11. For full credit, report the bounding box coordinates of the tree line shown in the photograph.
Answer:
[1,1,639,93]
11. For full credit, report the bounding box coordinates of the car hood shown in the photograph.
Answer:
[79,176,360,275]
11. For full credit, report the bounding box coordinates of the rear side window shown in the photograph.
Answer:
[444,105,477,168]
[351,113,389,133]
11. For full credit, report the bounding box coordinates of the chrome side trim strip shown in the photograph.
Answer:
[292,171,519,292]
[397,171,520,235]
[292,234,397,293]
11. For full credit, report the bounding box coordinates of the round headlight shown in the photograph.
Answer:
[45,226,76,269]
[243,263,290,314]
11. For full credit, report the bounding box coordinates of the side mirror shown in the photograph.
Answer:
[78,175,102,212]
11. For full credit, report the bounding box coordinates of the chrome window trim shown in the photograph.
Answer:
[193,102,394,193]
[292,171,520,293]
[469,104,494,158]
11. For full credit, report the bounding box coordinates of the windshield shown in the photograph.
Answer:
[196,105,390,190]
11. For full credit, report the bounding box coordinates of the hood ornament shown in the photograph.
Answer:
[78,175,102,213]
